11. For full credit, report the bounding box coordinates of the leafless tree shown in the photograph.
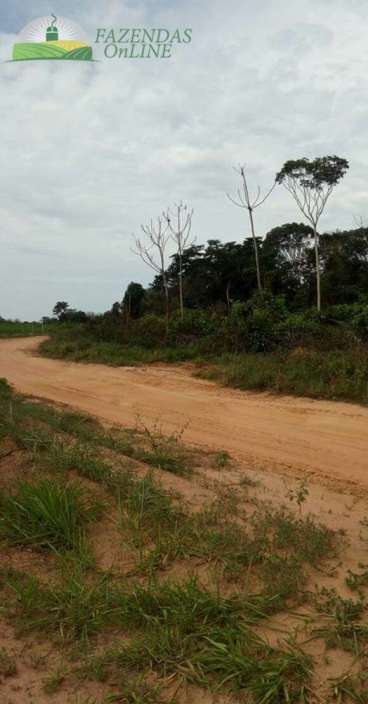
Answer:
[353,215,368,230]
[132,216,171,333]
[228,165,276,292]
[163,202,195,320]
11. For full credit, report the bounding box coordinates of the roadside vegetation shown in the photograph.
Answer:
[1,377,368,702]
[3,156,368,405]
[39,292,368,404]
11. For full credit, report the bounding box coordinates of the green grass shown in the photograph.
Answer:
[0,321,47,338]
[7,570,115,641]
[0,479,101,552]
[0,384,195,477]
[192,628,312,700]
[197,349,368,404]
[40,329,368,404]
[312,587,368,654]
[103,679,173,704]
[0,377,361,702]
[331,672,368,703]
[39,334,200,366]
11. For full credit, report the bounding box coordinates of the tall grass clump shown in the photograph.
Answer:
[0,479,100,552]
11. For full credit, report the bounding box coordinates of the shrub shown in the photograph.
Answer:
[122,315,167,348]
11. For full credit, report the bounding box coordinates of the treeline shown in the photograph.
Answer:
[137,224,368,313]
[49,222,368,357]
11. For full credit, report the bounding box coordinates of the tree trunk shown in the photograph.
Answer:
[163,274,170,336]
[248,207,262,292]
[179,251,184,321]
[314,225,321,313]
[226,282,231,309]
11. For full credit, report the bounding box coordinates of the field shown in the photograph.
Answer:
[12,42,93,61]
[0,322,58,339]
[1,372,368,703]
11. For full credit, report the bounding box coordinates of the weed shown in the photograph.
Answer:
[134,418,193,476]
[104,678,174,703]
[330,671,368,703]
[211,450,231,470]
[192,627,312,701]
[43,666,67,694]
[0,479,101,552]
[7,571,115,642]
[313,587,368,653]
[346,567,368,594]
[286,479,310,513]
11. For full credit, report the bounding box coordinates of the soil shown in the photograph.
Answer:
[1,336,368,702]
[0,337,368,491]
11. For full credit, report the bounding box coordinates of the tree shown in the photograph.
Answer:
[53,301,69,320]
[264,223,313,286]
[276,156,349,311]
[111,302,121,318]
[163,202,194,320]
[132,217,171,333]
[228,165,276,292]
[122,282,145,319]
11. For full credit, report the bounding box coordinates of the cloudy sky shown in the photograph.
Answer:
[0,0,367,320]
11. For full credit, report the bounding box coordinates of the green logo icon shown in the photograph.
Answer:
[12,15,93,62]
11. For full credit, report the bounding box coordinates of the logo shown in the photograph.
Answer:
[94,28,192,60]
[12,15,93,62]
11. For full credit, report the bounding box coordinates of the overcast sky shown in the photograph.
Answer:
[0,0,367,320]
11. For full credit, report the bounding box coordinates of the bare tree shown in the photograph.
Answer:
[163,202,195,320]
[276,156,349,312]
[228,165,276,292]
[132,216,171,333]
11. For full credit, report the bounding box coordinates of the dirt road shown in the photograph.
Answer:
[1,336,367,487]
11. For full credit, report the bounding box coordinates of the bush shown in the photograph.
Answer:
[122,315,167,348]
[167,309,218,346]
[223,295,288,353]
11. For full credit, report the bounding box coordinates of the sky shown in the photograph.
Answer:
[1,0,368,320]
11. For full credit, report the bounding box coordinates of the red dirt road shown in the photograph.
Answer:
[1,336,367,488]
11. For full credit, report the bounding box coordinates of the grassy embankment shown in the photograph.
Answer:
[39,328,368,405]
[1,377,368,701]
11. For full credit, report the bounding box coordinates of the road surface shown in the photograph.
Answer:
[1,337,367,488]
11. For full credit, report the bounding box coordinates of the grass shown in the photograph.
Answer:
[0,320,56,338]
[312,587,368,654]
[197,349,368,404]
[39,334,200,366]
[6,570,115,642]
[0,386,195,477]
[192,628,312,700]
[103,679,174,704]
[0,377,365,702]
[331,672,368,703]
[0,478,101,552]
[97,625,312,702]
[39,328,368,405]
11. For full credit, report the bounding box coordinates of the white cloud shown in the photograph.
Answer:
[0,0,367,318]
